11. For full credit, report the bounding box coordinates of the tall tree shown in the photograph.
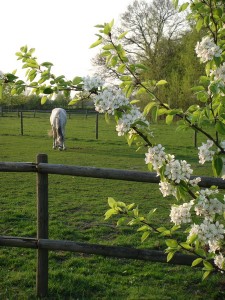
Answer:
[91,0,204,109]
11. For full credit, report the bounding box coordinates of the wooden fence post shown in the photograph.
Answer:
[194,130,197,148]
[20,111,23,136]
[36,154,49,297]
[96,113,99,140]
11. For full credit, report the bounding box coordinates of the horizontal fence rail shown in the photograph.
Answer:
[0,154,224,297]
[1,161,225,188]
[0,236,196,266]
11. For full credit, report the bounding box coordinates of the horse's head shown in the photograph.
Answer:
[56,134,63,150]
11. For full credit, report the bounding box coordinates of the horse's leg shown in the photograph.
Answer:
[52,127,57,149]
[62,129,66,150]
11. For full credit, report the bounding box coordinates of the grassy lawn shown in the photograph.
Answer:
[0,111,224,299]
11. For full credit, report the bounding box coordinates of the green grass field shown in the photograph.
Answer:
[0,111,224,299]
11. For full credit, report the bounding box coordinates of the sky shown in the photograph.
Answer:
[1,0,133,80]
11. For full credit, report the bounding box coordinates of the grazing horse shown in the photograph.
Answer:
[50,108,67,150]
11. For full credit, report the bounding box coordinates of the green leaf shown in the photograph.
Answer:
[167,251,176,262]
[179,2,189,12]
[212,156,223,177]
[108,197,116,208]
[117,64,126,74]
[133,207,139,217]
[41,96,47,105]
[195,248,206,257]
[156,80,167,86]
[118,31,128,40]
[90,38,102,48]
[41,62,54,68]
[117,217,127,226]
[69,98,80,106]
[130,100,140,104]
[157,227,167,233]
[102,44,115,50]
[146,208,157,221]
[172,0,178,9]
[141,231,150,242]
[5,73,18,82]
[143,102,156,116]
[72,76,83,85]
[137,225,150,232]
[180,242,192,250]
[134,63,148,71]
[191,258,203,267]
[202,271,211,280]
[43,87,53,94]
[187,234,198,244]
[203,261,214,271]
[101,51,111,57]
[151,105,158,122]
[104,208,117,220]
[166,114,174,125]
[191,85,205,92]
[196,18,204,32]
[127,203,135,210]
[165,239,178,248]
[216,121,225,135]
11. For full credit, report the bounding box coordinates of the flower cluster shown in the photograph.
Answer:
[115,106,149,136]
[83,75,104,92]
[145,144,167,172]
[195,36,222,63]
[170,201,194,225]
[93,87,130,114]
[164,159,193,184]
[188,220,224,253]
[211,62,225,87]
[159,181,177,197]
[214,253,225,270]
[198,140,215,164]
[145,145,193,184]
[194,196,225,221]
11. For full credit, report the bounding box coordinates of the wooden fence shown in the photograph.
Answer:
[1,154,225,297]
[1,109,100,139]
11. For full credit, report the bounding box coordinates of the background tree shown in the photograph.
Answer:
[92,0,205,110]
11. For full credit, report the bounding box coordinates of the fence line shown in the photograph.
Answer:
[1,160,225,188]
[1,154,224,297]
[1,109,100,139]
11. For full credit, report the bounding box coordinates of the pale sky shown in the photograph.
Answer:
[1,0,133,80]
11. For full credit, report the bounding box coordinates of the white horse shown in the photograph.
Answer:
[50,108,67,150]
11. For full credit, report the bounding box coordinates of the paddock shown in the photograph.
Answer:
[0,113,222,299]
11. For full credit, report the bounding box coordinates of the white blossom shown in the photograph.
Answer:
[82,75,104,92]
[189,177,201,187]
[164,159,193,184]
[159,181,177,197]
[210,63,225,87]
[188,220,224,252]
[145,144,167,172]
[195,36,222,63]
[194,196,225,221]
[115,106,149,136]
[198,188,219,197]
[170,200,194,225]
[198,140,215,164]
[93,87,130,115]
[214,253,225,271]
